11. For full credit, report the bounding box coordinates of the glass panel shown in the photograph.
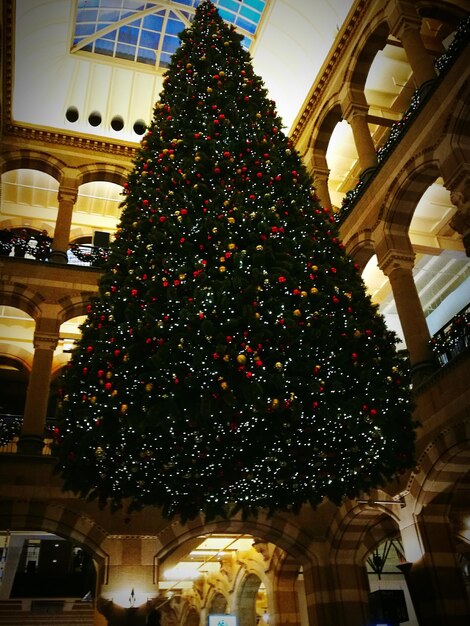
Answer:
[118,25,139,45]
[137,48,157,64]
[76,9,98,22]
[102,29,117,42]
[116,42,137,60]
[77,0,100,7]
[240,5,258,22]
[236,16,256,34]
[74,23,96,37]
[241,35,252,49]
[218,0,240,13]
[94,39,115,56]
[218,9,233,23]
[245,0,265,11]
[166,18,184,36]
[160,51,172,67]
[99,10,122,22]
[140,30,160,49]
[162,35,180,54]
[143,14,164,32]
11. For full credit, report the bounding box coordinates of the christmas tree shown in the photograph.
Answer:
[56,0,416,521]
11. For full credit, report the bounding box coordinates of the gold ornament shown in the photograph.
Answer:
[145,383,153,392]
[275,362,283,370]
[237,354,247,364]
[293,309,302,317]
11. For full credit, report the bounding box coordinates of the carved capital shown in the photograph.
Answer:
[33,332,59,351]
[377,249,415,277]
[58,185,78,204]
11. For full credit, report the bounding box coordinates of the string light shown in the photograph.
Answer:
[55,0,417,521]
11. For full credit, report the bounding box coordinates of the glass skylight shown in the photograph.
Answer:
[73,0,267,69]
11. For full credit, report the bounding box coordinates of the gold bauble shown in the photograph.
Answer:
[237,354,247,364]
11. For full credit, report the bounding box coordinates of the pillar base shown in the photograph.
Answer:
[16,434,45,455]
[49,249,68,264]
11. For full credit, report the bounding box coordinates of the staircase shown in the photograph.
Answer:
[0,599,95,625]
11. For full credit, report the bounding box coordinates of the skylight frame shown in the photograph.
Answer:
[72,0,268,70]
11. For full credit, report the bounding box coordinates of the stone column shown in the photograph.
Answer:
[18,314,60,454]
[313,166,333,213]
[301,552,348,626]
[303,148,333,213]
[374,227,434,382]
[388,3,437,93]
[399,506,470,625]
[50,168,79,264]
[342,100,378,177]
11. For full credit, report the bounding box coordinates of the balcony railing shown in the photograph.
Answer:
[0,241,109,268]
[338,14,470,221]
[0,415,55,454]
[430,303,470,367]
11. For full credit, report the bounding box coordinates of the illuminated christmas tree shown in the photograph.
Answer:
[56,0,416,521]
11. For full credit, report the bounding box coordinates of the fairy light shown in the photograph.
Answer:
[55,0,416,521]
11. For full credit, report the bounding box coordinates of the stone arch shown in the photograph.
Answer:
[0,347,31,373]
[0,150,66,181]
[343,18,389,96]
[0,499,108,568]
[327,502,400,625]
[154,514,317,566]
[77,163,130,187]
[236,570,262,626]
[342,228,375,269]
[0,283,45,320]
[379,148,441,228]
[206,589,228,614]
[271,549,302,626]
[329,501,400,562]
[437,81,470,181]
[405,417,470,512]
[307,102,343,157]
[183,608,199,626]
[57,292,98,325]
